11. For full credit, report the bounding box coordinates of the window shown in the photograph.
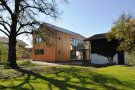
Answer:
[80,40,85,49]
[59,37,61,40]
[58,50,60,54]
[70,38,73,44]
[39,38,42,42]
[35,49,44,55]
[70,37,86,60]
[70,37,85,50]
[36,37,43,43]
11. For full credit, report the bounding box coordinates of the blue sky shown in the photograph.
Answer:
[47,0,135,37]
[0,0,135,47]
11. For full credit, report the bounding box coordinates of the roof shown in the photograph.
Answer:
[85,33,106,41]
[43,23,86,38]
[0,37,28,46]
[25,48,32,52]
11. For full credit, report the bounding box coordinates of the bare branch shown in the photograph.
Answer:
[0,16,11,27]
[0,20,11,27]
[0,28,9,37]
[17,31,32,36]
[17,21,39,33]
[0,22,10,34]
[0,0,12,15]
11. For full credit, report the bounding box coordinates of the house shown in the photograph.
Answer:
[85,34,129,64]
[22,48,33,59]
[0,37,29,59]
[0,37,28,49]
[32,23,90,62]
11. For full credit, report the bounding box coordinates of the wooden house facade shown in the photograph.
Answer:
[32,23,90,62]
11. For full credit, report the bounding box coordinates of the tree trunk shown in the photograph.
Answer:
[107,57,113,64]
[8,35,17,68]
[8,14,18,68]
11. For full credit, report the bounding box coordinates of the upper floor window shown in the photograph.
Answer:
[70,37,85,50]
[36,37,43,43]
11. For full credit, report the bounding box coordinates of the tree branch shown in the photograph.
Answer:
[17,21,38,33]
[0,22,10,34]
[0,16,11,29]
[0,20,11,27]
[0,0,12,15]
[17,31,32,36]
[0,28,9,37]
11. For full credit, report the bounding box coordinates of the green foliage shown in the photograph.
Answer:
[0,43,32,67]
[16,45,25,60]
[0,44,8,65]
[128,51,135,65]
[106,13,135,64]
[16,45,32,61]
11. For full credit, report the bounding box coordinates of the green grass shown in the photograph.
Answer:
[0,60,38,70]
[0,65,135,90]
[17,60,38,67]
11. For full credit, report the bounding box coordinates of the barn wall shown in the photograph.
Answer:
[32,30,56,62]
[91,53,118,64]
[124,52,129,65]
[91,52,129,64]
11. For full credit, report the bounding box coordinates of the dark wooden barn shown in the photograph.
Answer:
[85,33,129,64]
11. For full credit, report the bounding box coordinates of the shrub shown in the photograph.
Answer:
[0,44,8,65]
[129,51,135,65]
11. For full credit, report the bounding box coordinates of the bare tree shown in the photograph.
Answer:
[0,0,68,68]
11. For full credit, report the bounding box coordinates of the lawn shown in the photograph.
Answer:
[0,60,39,70]
[0,65,135,90]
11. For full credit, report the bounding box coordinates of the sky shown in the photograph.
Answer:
[0,0,135,47]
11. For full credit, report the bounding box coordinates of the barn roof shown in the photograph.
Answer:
[43,23,86,38]
[0,37,28,46]
[85,33,106,41]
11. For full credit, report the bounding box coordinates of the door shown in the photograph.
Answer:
[118,52,125,64]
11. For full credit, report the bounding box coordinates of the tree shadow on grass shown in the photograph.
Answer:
[54,70,130,90]
[0,68,135,90]
[0,68,93,90]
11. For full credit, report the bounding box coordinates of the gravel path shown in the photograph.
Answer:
[30,60,85,66]
[30,60,76,66]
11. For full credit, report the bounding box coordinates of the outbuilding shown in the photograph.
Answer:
[85,33,129,64]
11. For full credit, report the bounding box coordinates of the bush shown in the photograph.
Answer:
[0,44,8,65]
[129,52,135,65]
[0,43,31,66]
